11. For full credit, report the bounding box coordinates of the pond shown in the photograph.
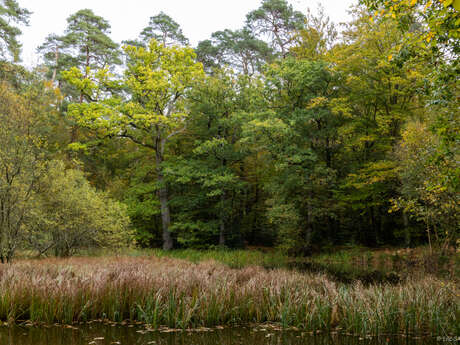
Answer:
[0,324,441,345]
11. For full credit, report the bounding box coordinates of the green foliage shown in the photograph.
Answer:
[0,82,45,262]
[290,6,338,60]
[196,28,273,75]
[1,1,458,254]
[361,0,460,48]
[164,70,258,247]
[0,80,132,261]
[327,11,429,246]
[0,0,30,61]
[122,159,162,247]
[392,120,459,250]
[64,39,204,250]
[139,12,189,46]
[26,161,133,257]
[243,58,344,253]
[246,0,306,56]
[64,39,203,143]
[38,9,121,104]
[63,9,120,69]
[150,248,289,268]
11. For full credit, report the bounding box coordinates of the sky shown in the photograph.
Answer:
[19,0,356,67]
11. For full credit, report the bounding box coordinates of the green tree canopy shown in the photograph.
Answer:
[38,9,121,92]
[196,28,273,75]
[0,0,30,61]
[246,0,306,57]
[63,39,204,250]
[140,12,189,46]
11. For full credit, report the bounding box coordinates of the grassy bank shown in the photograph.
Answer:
[149,248,289,269]
[0,256,458,336]
[126,246,458,284]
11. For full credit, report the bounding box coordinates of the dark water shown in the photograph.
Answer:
[0,324,442,345]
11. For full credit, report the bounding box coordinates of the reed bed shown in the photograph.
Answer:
[0,256,458,336]
[149,248,289,269]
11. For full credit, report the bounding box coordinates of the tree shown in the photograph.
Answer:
[357,1,458,247]
[243,58,344,253]
[330,10,426,245]
[63,9,121,73]
[26,161,133,257]
[361,0,460,49]
[0,0,30,61]
[164,70,259,247]
[37,34,68,85]
[195,39,222,72]
[121,155,163,247]
[64,39,204,250]
[38,9,121,97]
[291,5,338,60]
[246,0,305,57]
[359,1,459,110]
[37,8,122,166]
[392,119,459,252]
[139,12,189,47]
[196,28,273,75]
[0,82,45,263]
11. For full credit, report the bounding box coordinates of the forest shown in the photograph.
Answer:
[0,0,458,262]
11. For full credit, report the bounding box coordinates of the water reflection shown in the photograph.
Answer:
[0,325,438,345]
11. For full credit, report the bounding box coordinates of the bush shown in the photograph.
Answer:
[26,161,134,257]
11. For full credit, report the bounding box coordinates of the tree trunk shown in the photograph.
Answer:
[305,197,313,249]
[51,45,58,85]
[158,178,173,251]
[219,219,225,246]
[426,216,432,254]
[368,206,377,246]
[219,156,227,247]
[403,211,410,247]
[250,182,260,244]
[6,248,13,263]
[219,191,226,246]
[156,148,173,251]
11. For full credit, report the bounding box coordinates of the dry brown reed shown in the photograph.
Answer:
[0,256,458,336]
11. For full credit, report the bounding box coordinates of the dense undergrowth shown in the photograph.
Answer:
[0,255,458,336]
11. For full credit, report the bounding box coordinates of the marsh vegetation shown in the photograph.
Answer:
[0,254,458,337]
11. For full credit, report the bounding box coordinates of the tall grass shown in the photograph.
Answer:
[0,256,457,336]
[76,248,290,269]
[49,246,460,282]
[150,249,289,269]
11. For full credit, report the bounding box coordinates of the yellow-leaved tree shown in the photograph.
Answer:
[63,39,204,250]
[0,82,45,263]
